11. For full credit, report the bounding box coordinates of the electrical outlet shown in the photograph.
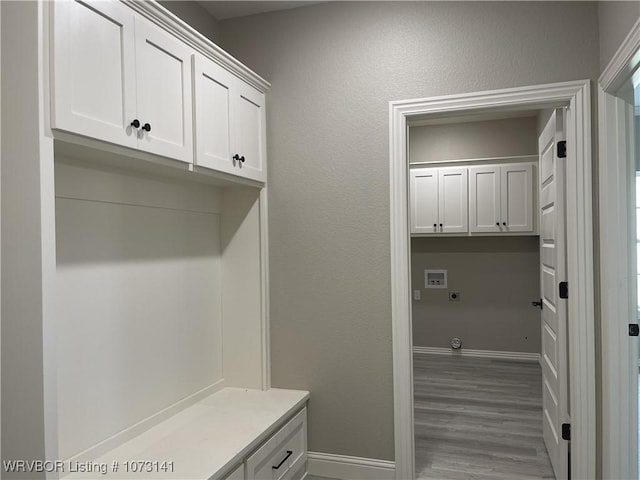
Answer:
[449,291,460,301]
[413,290,421,301]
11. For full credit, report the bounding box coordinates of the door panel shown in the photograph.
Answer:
[193,54,234,173]
[410,169,438,234]
[438,167,468,233]
[232,81,267,182]
[469,166,501,233]
[538,108,569,479]
[135,18,193,163]
[51,0,137,148]
[502,164,533,232]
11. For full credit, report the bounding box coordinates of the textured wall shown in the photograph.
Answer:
[159,1,220,43]
[598,1,640,72]
[219,1,599,461]
[410,117,538,163]
[412,237,541,353]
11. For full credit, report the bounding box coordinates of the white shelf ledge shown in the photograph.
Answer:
[62,388,310,480]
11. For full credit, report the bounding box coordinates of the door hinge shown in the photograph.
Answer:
[630,324,639,336]
[557,141,567,158]
[561,423,571,441]
[559,281,568,299]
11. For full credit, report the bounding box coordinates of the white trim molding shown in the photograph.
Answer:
[390,80,595,480]
[598,17,640,480]
[307,452,395,480]
[413,346,540,363]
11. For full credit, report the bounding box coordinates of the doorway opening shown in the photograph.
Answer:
[389,80,595,480]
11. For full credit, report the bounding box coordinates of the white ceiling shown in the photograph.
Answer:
[197,1,320,20]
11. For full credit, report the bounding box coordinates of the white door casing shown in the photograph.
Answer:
[389,80,594,480]
[538,108,569,479]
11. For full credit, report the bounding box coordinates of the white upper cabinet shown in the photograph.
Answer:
[51,0,268,179]
[194,54,267,182]
[51,0,138,149]
[134,18,193,163]
[52,1,192,163]
[438,167,468,233]
[469,163,534,233]
[410,169,439,234]
[410,167,468,234]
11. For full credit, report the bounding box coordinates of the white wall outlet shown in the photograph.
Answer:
[413,290,421,301]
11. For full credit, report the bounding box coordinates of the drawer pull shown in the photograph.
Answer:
[272,450,293,470]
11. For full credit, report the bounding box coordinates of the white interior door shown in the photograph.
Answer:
[538,108,569,479]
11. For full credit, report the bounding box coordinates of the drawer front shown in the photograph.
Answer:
[246,408,307,480]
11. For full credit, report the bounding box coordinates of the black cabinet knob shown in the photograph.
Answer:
[439,223,443,227]
[502,222,506,226]
[233,154,240,162]
[130,119,140,128]
[433,224,437,228]
[239,156,245,163]
[142,123,151,132]
[496,222,500,226]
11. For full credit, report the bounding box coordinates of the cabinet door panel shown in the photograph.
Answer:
[410,169,439,234]
[135,18,193,163]
[469,166,501,233]
[439,167,468,233]
[502,164,533,232]
[52,0,137,148]
[232,82,266,182]
[193,55,234,173]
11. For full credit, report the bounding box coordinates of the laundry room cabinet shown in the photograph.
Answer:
[193,54,267,183]
[3,1,307,478]
[51,0,193,163]
[410,166,468,234]
[469,163,535,233]
[410,162,536,236]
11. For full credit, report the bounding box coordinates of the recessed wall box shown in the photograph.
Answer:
[425,269,447,289]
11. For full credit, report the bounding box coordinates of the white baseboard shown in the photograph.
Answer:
[307,452,395,480]
[413,346,540,362]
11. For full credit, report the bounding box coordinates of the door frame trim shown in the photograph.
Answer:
[389,79,595,480]
[598,18,640,480]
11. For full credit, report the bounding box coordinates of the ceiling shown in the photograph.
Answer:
[196,1,320,20]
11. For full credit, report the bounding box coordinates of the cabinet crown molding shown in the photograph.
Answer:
[123,0,271,93]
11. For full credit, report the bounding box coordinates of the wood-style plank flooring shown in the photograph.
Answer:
[414,354,555,480]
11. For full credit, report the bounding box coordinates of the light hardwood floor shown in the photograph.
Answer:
[414,353,555,480]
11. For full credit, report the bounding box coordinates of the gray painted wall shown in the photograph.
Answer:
[410,117,540,353]
[412,237,541,353]
[598,1,640,72]
[159,1,220,43]
[410,116,538,163]
[218,1,599,461]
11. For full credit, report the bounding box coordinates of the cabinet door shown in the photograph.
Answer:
[469,166,501,233]
[501,164,533,232]
[134,18,193,163]
[193,55,234,174]
[51,0,137,148]
[231,81,267,182]
[410,169,439,234]
[438,167,468,233]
